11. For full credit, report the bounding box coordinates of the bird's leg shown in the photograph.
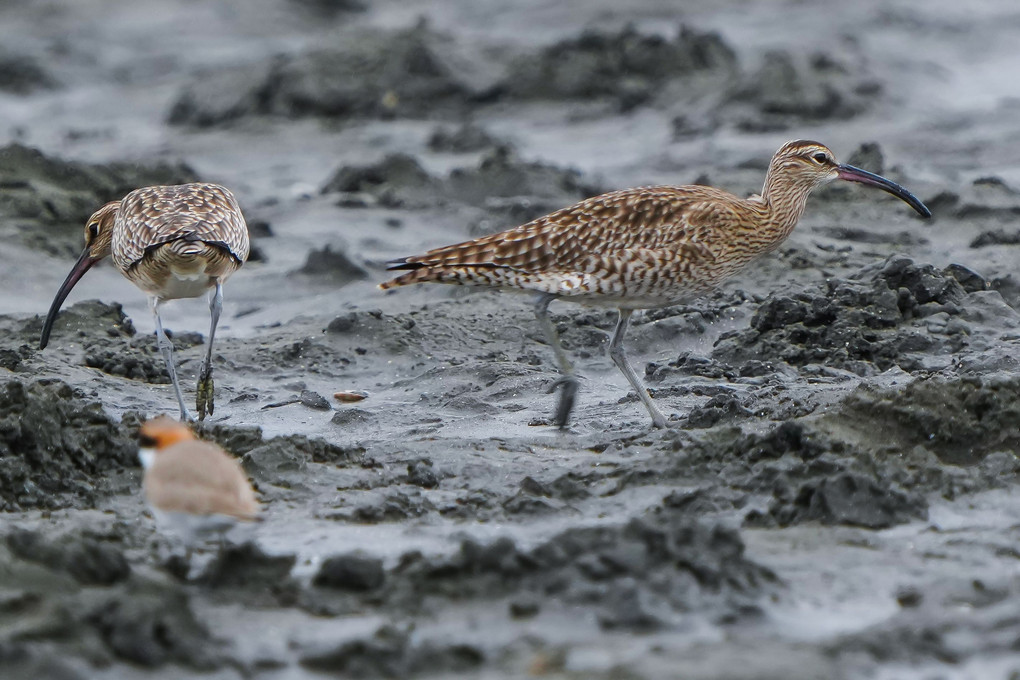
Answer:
[151,297,192,422]
[196,281,222,421]
[534,294,578,429]
[609,309,668,429]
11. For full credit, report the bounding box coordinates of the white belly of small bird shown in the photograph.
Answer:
[151,507,241,547]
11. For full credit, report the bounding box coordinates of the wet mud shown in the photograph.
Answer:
[2,0,1020,678]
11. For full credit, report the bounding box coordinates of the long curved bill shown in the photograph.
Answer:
[39,247,99,350]
[836,164,932,218]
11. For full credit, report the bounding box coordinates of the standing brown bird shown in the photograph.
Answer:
[40,183,250,421]
[380,140,931,429]
[137,416,259,553]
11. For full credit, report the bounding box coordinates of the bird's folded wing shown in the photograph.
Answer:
[114,184,250,268]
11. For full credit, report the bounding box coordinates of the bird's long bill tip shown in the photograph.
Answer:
[39,247,98,350]
[836,164,932,218]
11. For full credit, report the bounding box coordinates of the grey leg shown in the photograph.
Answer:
[609,308,668,429]
[534,294,578,429]
[196,281,222,420]
[151,296,191,422]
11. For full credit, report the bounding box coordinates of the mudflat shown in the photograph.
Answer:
[1,1,1019,678]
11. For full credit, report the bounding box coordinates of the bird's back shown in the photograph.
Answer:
[382,184,765,308]
[144,440,258,521]
[111,183,250,298]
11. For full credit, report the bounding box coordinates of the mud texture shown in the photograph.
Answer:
[0,144,196,256]
[3,1,1020,679]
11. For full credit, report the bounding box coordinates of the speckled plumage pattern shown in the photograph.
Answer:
[381,140,931,428]
[382,184,788,308]
[112,183,249,298]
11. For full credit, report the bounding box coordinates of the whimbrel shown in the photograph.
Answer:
[40,183,250,421]
[137,416,259,555]
[380,140,931,428]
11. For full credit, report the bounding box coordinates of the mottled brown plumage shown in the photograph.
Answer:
[381,140,931,428]
[40,183,250,421]
[113,184,248,294]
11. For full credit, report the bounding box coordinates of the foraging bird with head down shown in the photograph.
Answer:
[39,183,250,421]
[380,140,931,429]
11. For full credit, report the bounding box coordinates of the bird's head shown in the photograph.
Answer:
[137,416,197,468]
[82,201,119,259]
[765,140,931,217]
[38,200,120,349]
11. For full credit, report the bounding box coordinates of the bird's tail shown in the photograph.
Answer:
[378,258,432,290]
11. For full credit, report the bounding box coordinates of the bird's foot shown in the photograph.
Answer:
[636,389,669,429]
[547,375,579,430]
[196,365,214,421]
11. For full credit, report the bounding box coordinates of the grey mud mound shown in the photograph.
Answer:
[396,513,776,629]
[304,509,777,631]
[0,379,135,511]
[168,22,499,127]
[298,624,485,678]
[294,243,369,285]
[0,144,196,255]
[712,256,972,375]
[0,51,58,94]
[20,300,137,354]
[728,49,882,129]
[502,24,739,110]
[294,511,777,675]
[427,123,502,153]
[287,0,367,18]
[83,332,200,384]
[833,576,1020,669]
[321,145,600,215]
[443,145,602,210]
[0,528,222,672]
[321,153,443,209]
[839,374,1020,466]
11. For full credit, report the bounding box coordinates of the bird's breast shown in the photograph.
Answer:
[124,241,240,300]
[161,270,217,299]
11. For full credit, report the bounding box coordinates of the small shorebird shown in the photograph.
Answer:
[39,183,250,421]
[138,416,259,554]
[380,140,931,428]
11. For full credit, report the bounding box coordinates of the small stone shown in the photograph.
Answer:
[896,586,923,608]
[406,459,439,489]
[299,390,331,410]
[509,597,540,618]
[314,553,385,591]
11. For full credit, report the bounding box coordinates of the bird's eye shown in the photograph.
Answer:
[811,152,828,164]
[87,222,99,238]
[138,434,158,448]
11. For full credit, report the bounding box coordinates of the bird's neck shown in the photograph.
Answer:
[750,174,812,245]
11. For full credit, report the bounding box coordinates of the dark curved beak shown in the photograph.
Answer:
[836,164,932,218]
[39,247,99,350]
